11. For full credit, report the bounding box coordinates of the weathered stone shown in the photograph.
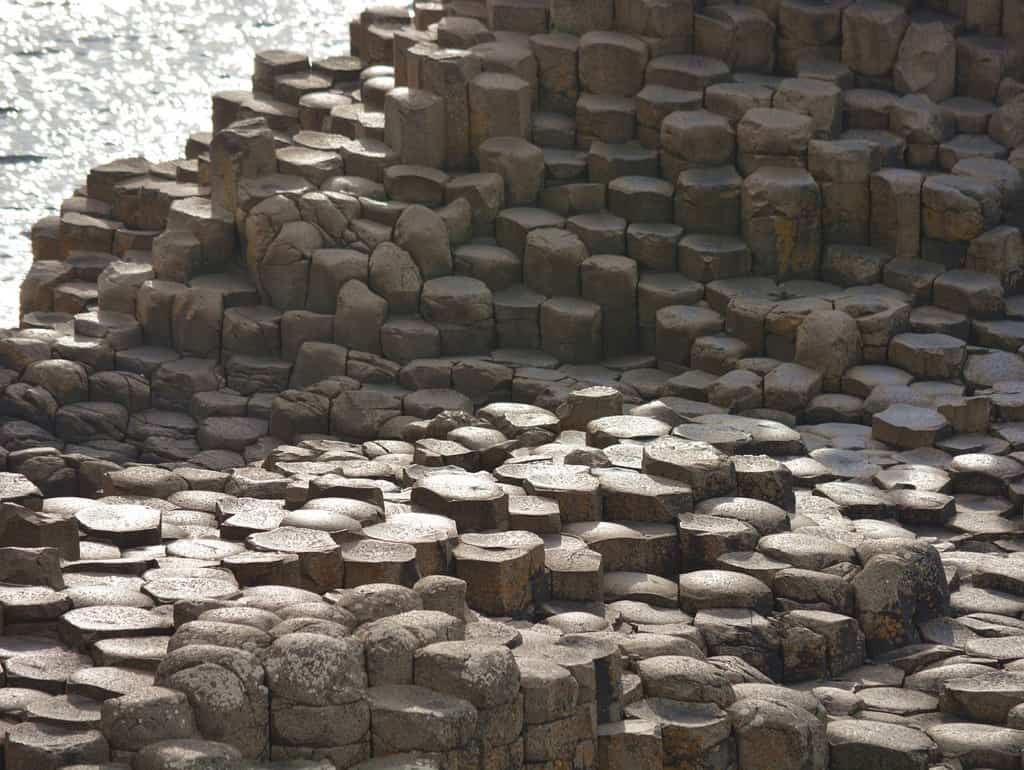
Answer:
[742,168,821,279]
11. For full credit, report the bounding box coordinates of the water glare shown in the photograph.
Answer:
[0,0,360,326]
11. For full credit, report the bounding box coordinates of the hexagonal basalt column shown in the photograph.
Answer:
[742,168,822,279]
[385,87,447,169]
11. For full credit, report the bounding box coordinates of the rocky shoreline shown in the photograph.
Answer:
[6,0,1024,768]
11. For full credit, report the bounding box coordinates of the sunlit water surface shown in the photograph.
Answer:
[0,0,359,327]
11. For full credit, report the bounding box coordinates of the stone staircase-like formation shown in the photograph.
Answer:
[19,0,1024,455]
[5,0,1024,768]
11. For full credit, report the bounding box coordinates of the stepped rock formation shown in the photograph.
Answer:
[7,0,1024,768]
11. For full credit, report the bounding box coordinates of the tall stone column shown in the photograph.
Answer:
[421,49,483,171]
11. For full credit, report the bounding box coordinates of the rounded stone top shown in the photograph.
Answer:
[142,575,241,604]
[625,696,729,736]
[949,453,1024,480]
[480,402,560,433]
[648,54,731,86]
[247,526,341,554]
[281,509,363,536]
[644,437,730,471]
[61,605,172,635]
[757,532,856,570]
[165,538,247,561]
[415,472,504,503]
[306,498,384,525]
[677,569,773,614]
[461,530,544,551]
[275,145,341,166]
[609,175,675,195]
[587,415,672,445]
[545,611,611,634]
[696,496,789,535]
[828,718,937,754]
[662,109,732,133]
[470,71,530,91]
[75,503,161,534]
[677,511,757,538]
[340,538,417,562]
[363,520,453,544]
[420,276,493,323]
[741,105,814,128]
[809,447,881,479]
[873,403,949,430]
[239,585,323,611]
[479,135,542,156]
[386,86,443,109]
[389,512,459,537]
